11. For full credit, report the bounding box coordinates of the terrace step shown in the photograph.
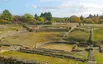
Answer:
[19,48,87,62]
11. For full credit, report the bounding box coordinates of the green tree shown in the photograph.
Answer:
[12,15,26,23]
[99,19,103,24]
[35,14,38,20]
[92,16,99,23]
[47,12,52,21]
[40,13,44,17]
[88,14,93,18]
[40,12,52,21]
[70,16,80,22]
[38,17,44,22]
[24,13,34,22]
[0,9,12,21]
[83,19,93,23]
[80,15,84,20]
[97,14,99,17]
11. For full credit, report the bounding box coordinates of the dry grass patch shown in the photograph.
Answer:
[41,43,74,52]
[2,32,64,48]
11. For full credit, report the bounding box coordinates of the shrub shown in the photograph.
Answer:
[99,19,103,24]
[82,19,93,24]
[0,19,12,24]
[35,21,43,25]
[44,21,52,25]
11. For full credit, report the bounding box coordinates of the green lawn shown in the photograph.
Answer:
[67,31,89,42]
[94,51,103,64]
[1,51,86,64]
[93,30,103,42]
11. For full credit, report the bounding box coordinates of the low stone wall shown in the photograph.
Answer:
[51,41,77,44]
[21,23,33,32]
[0,55,42,64]
[99,46,103,53]
[0,44,10,47]
[77,42,89,47]
[93,44,103,53]
[21,23,69,32]
[37,28,69,32]
[19,48,87,62]
[87,50,96,64]
[73,27,90,32]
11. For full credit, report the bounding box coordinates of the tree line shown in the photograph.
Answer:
[0,9,52,24]
[0,9,103,24]
[54,14,103,24]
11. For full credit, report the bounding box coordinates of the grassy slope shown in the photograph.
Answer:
[93,30,103,42]
[41,43,74,52]
[1,51,86,64]
[2,32,64,48]
[68,31,89,42]
[94,51,103,64]
[0,24,25,37]
[40,43,88,59]
[0,24,23,31]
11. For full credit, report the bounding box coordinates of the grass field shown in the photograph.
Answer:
[67,30,89,42]
[41,43,74,52]
[2,32,65,48]
[1,24,103,64]
[0,24,25,37]
[0,51,86,64]
[94,51,103,64]
[93,30,103,42]
[0,24,24,31]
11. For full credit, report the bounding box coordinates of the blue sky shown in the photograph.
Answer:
[0,0,103,17]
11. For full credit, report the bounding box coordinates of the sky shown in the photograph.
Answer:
[0,0,103,17]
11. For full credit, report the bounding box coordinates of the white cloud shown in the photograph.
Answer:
[54,0,103,17]
[34,0,103,17]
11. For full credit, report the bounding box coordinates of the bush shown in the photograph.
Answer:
[0,19,12,24]
[25,21,35,25]
[99,19,103,24]
[82,19,93,24]
[35,21,43,25]
[44,21,52,25]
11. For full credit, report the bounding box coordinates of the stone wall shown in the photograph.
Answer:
[87,50,96,64]
[0,55,42,64]
[19,48,87,62]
